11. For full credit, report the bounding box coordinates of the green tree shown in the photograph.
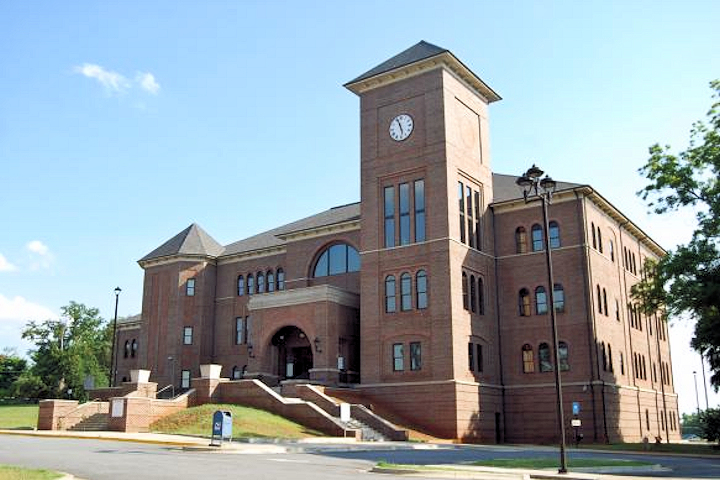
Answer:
[0,348,28,398]
[18,302,110,400]
[634,80,720,388]
[699,408,720,444]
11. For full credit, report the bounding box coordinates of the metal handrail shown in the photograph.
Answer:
[57,399,106,430]
[155,384,174,399]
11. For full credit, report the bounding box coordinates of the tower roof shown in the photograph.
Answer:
[345,40,501,102]
[139,223,224,263]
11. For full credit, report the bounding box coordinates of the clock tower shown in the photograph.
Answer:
[345,41,503,440]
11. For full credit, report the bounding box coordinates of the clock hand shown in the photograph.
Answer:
[397,119,404,135]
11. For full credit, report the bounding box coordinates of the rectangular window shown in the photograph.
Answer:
[458,182,466,243]
[466,185,474,248]
[384,186,395,248]
[410,342,421,371]
[392,343,404,371]
[181,370,191,389]
[183,326,193,345]
[474,190,482,250]
[235,317,245,345]
[468,343,474,371]
[245,316,252,345]
[477,344,483,373]
[186,278,195,296]
[399,183,410,245]
[414,180,425,242]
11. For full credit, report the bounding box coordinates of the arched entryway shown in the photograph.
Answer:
[271,326,313,380]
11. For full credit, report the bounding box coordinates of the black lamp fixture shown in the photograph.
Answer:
[109,286,122,387]
[516,164,566,474]
[313,337,322,353]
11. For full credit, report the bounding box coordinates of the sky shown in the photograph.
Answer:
[0,0,718,415]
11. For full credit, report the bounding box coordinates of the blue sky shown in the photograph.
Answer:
[1,0,718,414]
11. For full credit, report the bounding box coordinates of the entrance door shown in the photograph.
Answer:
[272,326,313,380]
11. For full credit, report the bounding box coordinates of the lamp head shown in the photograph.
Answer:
[540,176,557,191]
[114,286,122,295]
[526,164,544,179]
[516,175,533,188]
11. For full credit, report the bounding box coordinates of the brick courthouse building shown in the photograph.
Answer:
[115,42,680,444]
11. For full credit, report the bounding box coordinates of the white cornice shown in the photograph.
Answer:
[276,219,360,242]
[248,285,360,310]
[138,255,214,269]
[217,245,286,265]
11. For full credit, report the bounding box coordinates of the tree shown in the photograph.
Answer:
[633,80,720,388]
[699,408,720,444]
[0,348,28,398]
[18,302,111,400]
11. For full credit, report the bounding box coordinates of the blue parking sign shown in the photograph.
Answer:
[572,402,580,416]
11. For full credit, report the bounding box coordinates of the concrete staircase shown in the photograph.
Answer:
[69,413,109,431]
[344,418,388,441]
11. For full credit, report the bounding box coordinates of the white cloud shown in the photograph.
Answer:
[74,63,130,93]
[26,240,49,256]
[136,72,160,95]
[0,253,18,272]
[26,240,53,270]
[0,295,57,356]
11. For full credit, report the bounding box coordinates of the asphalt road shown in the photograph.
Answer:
[1,435,720,479]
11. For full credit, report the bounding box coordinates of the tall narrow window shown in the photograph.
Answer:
[466,185,474,248]
[559,341,569,371]
[535,286,548,314]
[462,272,469,310]
[474,190,482,250]
[601,342,607,371]
[515,227,527,254]
[183,326,193,345]
[598,228,604,253]
[267,271,275,292]
[399,182,410,245]
[181,370,191,389]
[553,284,565,312]
[539,343,553,372]
[609,240,615,262]
[277,268,285,290]
[522,344,535,373]
[237,275,244,296]
[400,273,412,311]
[608,344,613,372]
[124,341,130,358]
[470,274,477,313]
[385,275,396,313]
[468,343,474,371]
[531,224,544,251]
[591,222,597,249]
[414,180,426,242]
[235,317,244,344]
[247,274,254,295]
[393,343,404,371]
[549,221,560,249]
[620,352,625,375]
[245,316,252,345]
[416,270,427,310]
[477,277,485,315]
[597,285,602,313]
[458,182,466,243]
[186,278,196,296]
[602,288,608,316]
[410,342,421,371]
[384,186,395,248]
[257,272,265,294]
[519,288,531,316]
[131,339,137,358]
[477,344,484,373]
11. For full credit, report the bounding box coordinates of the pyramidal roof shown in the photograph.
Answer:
[140,223,224,263]
[347,40,449,85]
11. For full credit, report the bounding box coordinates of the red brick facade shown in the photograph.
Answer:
[119,42,680,444]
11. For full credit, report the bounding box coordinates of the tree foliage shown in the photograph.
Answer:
[633,80,720,388]
[699,408,720,444]
[16,302,111,400]
[0,348,28,397]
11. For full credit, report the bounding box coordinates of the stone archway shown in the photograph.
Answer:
[271,326,313,380]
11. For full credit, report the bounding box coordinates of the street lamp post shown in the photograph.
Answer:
[109,287,121,387]
[700,353,710,410]
[693,370,701,415]
[168,356,175,398]
[517,164,567,474]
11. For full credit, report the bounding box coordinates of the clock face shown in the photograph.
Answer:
[389,114,414,142]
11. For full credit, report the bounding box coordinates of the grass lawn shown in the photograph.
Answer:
[0,464,63,480]
[150,404,323,439]
[0,405,38,430]
[580,442,720,456]
[470,458,652,469]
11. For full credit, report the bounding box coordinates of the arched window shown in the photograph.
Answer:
[602,288,608,316]
[596,285,602,313]
[124,340,130,358]
[237,275,244,296]
[519,288,531,316]
[131,339,137,358]
[531,224,544,251]
[559,341,569,371]
[313,243,361,277]
[535,286,548,314]
[608,344,613,372]
[609,240,615,262]
[539,343,553,372]
[522,344,535,373]
[400,272,412,311]
[231,366,241,379]
[597,228,603,253]
[416,270,428,310]
[247,274,255,295]
[257,272,265,293]
[477,277,484,315]
[462,272,469,310]
[553,284,565,312]
[277,268,285,290]
[591,222,597,249]
[385,275,396,313]
[549,221,560,249]
[515,227,527,254]
[470,274,477,313]
[601,342,607,371]
[267,270,275,292]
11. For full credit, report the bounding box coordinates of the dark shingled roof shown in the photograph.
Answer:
[140,223,225,262]
[492,173,583,203]
[346,41,449,85]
